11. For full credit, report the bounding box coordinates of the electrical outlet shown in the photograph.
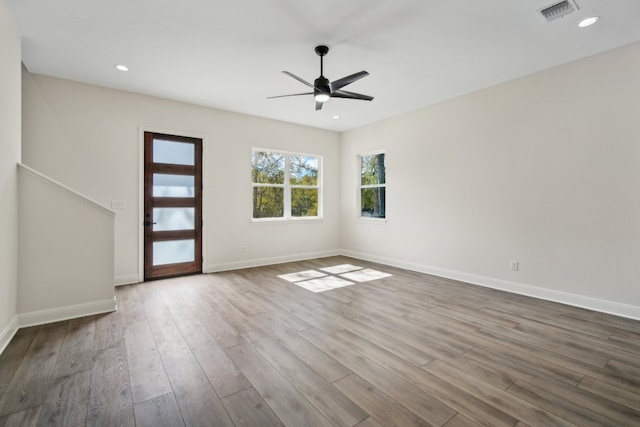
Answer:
[510,260,519,271]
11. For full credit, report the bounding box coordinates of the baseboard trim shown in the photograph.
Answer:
[205,250,341,273]
[0,316,19,356]
[115,274,140,286]
[341,249,640,321]
[18,297,117,328]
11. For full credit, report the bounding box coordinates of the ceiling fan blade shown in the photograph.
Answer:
[266,92,313,99]
[330,71,369,91]
[331,89,374,101]
[282,71,314,88]
[315,100,324,111]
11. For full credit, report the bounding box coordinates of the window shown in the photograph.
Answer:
[359,152,386,218]
[252,149,321,220]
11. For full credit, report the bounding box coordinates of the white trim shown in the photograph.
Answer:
[355,217,387,224]
[17,163,115,216]
[358,148,387,157]
[205,249,340,273]
[0,316,19,356]
[115,274,140,286]
[201,139,208,277]
[251,149,323,221]
[357,151,386,220]
[18,297,117,328]
[138,129,145,283]
[341,249,640,321]
[251,217,324,224]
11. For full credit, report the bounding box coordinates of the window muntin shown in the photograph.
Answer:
[252,150,321,220]
[360,152,386,218]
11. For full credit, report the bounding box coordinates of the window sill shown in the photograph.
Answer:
[356,217,387,224]
[251,217,324,224]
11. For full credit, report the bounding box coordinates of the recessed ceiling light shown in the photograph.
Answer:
[115,64,129,72]
[332,115,340,119]
[578,16,599,28]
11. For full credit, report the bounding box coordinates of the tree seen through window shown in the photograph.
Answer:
[252,150,320,219]
[360,153,385,218]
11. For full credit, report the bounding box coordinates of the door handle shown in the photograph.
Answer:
[144,221,157,226]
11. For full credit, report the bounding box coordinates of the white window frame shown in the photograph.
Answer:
[357,150,386,222]
[251,148,323,222]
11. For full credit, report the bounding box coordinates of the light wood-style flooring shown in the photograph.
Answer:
[0,256,639,426]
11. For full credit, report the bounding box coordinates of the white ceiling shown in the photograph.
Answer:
[7,0,640,132]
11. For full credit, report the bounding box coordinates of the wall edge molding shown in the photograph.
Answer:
[17,163,115,216]
[0,316,19,356]
[18,297,117,328]
[205,249,341,273]
[115,274,140,286]
[341,249,640,321]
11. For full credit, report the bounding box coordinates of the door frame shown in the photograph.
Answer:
[138,127,207,282]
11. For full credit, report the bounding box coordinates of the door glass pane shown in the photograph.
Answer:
[153,208,195,231]
[153,240,194,265]
[153,174,195,197]
[153,139,194,165]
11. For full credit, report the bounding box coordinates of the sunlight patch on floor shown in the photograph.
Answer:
[278,264,392,293]
[278,270,327,282]
[292,276,355,293]
[340,268,392,282]
[319,264,362,274]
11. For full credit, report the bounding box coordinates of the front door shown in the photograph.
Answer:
[144,132,202,280]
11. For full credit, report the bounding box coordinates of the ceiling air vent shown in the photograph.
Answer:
[539,0,579,22]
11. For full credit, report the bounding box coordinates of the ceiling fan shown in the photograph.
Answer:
[268,45,374,111]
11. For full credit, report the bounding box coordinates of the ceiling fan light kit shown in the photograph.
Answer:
[268,45,373,111]
[314,92,330,102]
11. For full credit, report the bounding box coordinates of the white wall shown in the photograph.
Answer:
[18,164,116,325]
[0,0,21,352]
[22,73,341,283]
[341,41,640,319]
[18,35,640,320]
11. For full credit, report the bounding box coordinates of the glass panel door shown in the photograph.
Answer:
[144,132,202,280]
[153,174,195,197]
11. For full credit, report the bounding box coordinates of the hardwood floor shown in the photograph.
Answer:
[1,256,639,426]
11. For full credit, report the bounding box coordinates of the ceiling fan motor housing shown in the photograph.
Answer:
[314,76,331,96]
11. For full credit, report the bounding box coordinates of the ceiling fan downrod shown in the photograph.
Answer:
[313,46,331,102]
[315,45,329,77]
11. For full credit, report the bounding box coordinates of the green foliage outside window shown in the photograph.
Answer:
[252,152,284,184]
[292,188,318,217]
[290,155,318,217]
[252,150,320,219]
[252,152,285,218]
[361,153,385,185]
[253,186,284,218]
[361,153,386,218]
